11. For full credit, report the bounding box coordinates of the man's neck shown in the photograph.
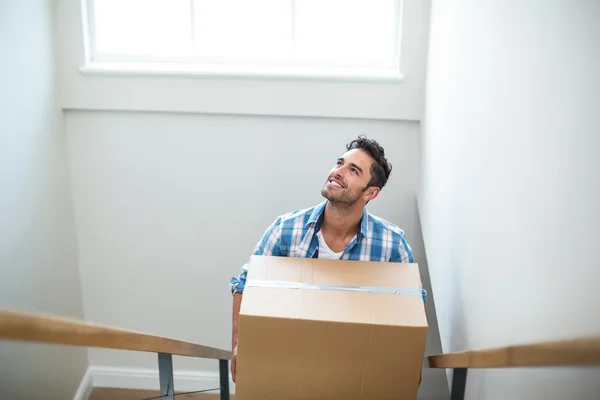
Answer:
[321,201,364,239]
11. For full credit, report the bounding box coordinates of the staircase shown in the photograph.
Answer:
[1,308,599,399]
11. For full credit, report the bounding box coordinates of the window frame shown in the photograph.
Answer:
[80,0,405,82]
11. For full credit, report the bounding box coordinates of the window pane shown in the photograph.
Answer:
[294,0,398,68]
[193,0,292,63]
[93,0,192,58]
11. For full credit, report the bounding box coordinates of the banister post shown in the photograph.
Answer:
[219,359,230,400]
[158,353,175,400]
[450,368,467,400]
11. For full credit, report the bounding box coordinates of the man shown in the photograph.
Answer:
[229,135,426,382]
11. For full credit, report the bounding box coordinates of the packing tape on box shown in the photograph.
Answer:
[246,280,423,297]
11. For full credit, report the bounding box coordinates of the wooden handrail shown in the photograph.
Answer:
[0,309,231,360]
[428,336,600,368]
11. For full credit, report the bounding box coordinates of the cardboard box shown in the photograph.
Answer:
[236,256,428,400]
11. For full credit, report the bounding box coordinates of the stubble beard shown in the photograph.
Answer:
[321,184,366,212]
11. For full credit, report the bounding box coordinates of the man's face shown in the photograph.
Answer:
[321,148,378,207]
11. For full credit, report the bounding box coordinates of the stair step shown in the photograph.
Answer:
[90,387,234,400]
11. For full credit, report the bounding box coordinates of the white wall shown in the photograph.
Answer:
[65,111,448,398]
[0,2,88,398]
[55,0,430,121]
[421,0,600,398]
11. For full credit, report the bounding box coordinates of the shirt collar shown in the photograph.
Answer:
[306,200,370,238]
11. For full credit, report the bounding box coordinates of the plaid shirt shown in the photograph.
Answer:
[230,201,427,303]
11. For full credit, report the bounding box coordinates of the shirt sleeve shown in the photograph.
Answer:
[230,216,284,295]
[391,230,414,263]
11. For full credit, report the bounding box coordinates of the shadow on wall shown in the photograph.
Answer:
[414,199,451,400]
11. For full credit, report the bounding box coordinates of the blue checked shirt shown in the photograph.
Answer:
[230,201,427,303]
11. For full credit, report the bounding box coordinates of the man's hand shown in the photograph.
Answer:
[231,344,238,382]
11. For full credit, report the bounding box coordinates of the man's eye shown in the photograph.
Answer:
[352,169,358,174]
[337,161,343,166]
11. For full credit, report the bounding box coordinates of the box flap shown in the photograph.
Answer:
[241,256,427,328]
[247,255,424,287]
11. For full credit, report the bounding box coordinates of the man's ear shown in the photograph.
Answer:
[364,187,380,202]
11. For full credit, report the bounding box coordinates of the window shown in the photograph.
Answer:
[84,0,403,80]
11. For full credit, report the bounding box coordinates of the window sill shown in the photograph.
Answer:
[79,62,405,83]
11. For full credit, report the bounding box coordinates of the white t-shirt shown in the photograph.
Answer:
[316,230,347,260]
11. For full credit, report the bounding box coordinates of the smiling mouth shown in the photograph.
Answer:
[328,179,344,189]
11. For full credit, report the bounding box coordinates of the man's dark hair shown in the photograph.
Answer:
[346,135,392,190]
